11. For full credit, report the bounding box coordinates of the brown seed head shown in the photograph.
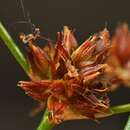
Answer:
[19,26,112,124]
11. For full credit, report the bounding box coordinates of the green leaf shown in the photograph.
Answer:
[124,116,130,130]
[0,22,29,73]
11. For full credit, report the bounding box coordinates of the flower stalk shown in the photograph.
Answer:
[1,22,130,130]
[37,109,55,130]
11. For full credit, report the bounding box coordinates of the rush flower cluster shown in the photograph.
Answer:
[108,24,130,86]
[18,24,130,124]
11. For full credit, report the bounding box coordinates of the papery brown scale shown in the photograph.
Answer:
[71,40,92,63]
[98,28,110,46]
[94,47,110,63]
[57,43,69,62]
[80,64,107,77]
[43,42,56,61]
[79,44,97,62]
[27,92,45,101]
[56,59,68,78]
[42,43,58,79]
[64,78,82,97]
[69,95,109,119]
[47,97,68,123]
[18,80,52,100]
[49,81,65,98]
[72,29,110,68]
[28,43,50,63]
[63,26,78,55]
[55,32,70,62]
[83,72,101,82]
[78,47,109,68]
[27,43,51,80]
[19,80,66,102]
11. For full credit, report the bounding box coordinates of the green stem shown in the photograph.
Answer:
[97,104,130,118]
[37,109,54,130]
[0,22,29,73]
[110,104,130,116]
[124,116,130,130]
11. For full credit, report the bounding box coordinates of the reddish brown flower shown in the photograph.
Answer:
[18,27,112,124]
[108,24,130,86]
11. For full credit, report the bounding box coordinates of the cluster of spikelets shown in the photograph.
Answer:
[18,24,130,124]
